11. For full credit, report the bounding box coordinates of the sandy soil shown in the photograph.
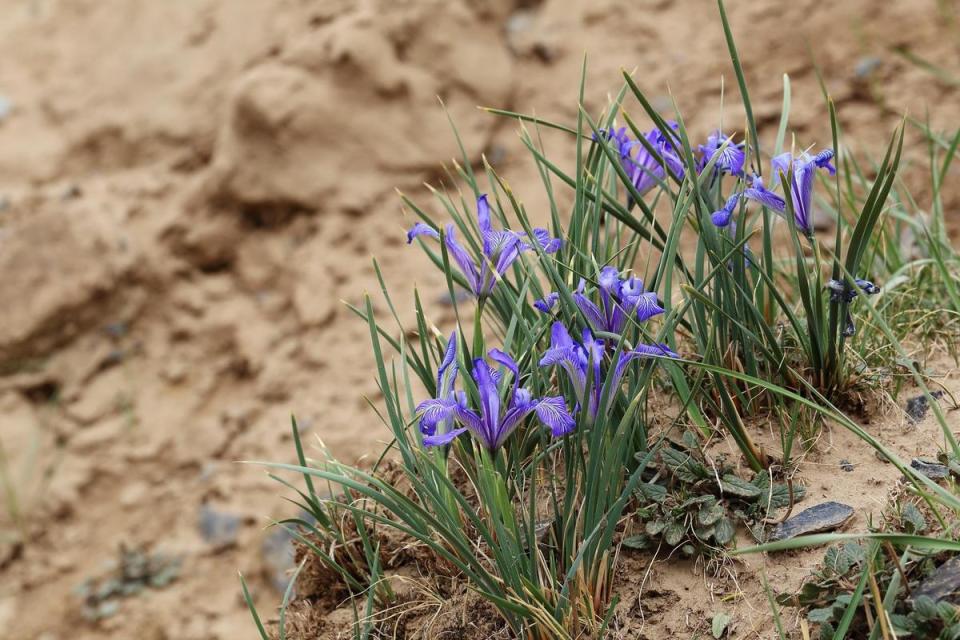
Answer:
[0,1,957,639]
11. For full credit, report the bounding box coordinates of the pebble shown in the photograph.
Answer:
[770,502,855,541]
[197,504,241,548]
[161,360,187,385]
[914,556,960,603]
[261,527,296,593]
[0,597,17,629]
[905,391,945,423]
[854,56,882,79]
[910,458,949,480]
[436,288,472,307]
[119,482,149,507]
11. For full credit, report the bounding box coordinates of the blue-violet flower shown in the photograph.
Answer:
[710,149,836,236]
[414,341,575,451]
[534,266,664,335]
[697,130,745,177]
[539,322,678,422]
[596,124,685,195]
[407,194,562,298]
[826,278,881,337]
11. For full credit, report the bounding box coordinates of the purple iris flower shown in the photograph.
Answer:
[697,130,745,177]
[597,123,685,195]
[407,194,562,298]
[415,343,575,451]
[534,266,664,335]
[539,322,677,422]
[415,332,460,443]
[826,278,881,337]
[710,148,836,236]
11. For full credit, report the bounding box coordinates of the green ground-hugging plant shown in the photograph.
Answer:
[243,2,960,638]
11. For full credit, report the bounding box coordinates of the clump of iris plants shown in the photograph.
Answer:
[246,2,960,638]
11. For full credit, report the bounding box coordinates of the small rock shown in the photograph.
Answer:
[197,504,241,548]
[854,56,882,79]
[50,554,76,573]
[119,483,149,507]
[914,556,960,603]
[161,360,187,385]
[437,288,472,307]
[505,11,534,36]
[261,527,296,593]
[910,458,949,480]
[905,391,945,423]
[0,597,17,629]
[292,274,335,327]
[839,459,854,472]
[0,206,135,361]
[0,95,12,121]
[102,321,128,339]
[71,417,126,450]
[64,367,128,425]
[62,184,83,200]
[770,502,855,541]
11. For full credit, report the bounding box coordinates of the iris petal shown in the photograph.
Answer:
[573,293,607,334]
[814,149,836,175]
[488,348,520,396]
[791,158,816,235]
[471,358,501,446]
[710,192,741,228]
[534,291,559,313]
[476,194,492,234]
[415,398,458,436]
[634,292,665,322]
[437,332,458,392]
[534,396,576,437]
[444,225,482,295]
[743,176,786,213]
[527,228,562,254]
[407,223,440,243]
[423,427,468,447]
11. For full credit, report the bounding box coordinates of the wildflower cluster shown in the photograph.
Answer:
[535,266,664,334]
[414,332,576,451]
[409,196,679,453]
[596,123,746,198]
[710,148,836,236]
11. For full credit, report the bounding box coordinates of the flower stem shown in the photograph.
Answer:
[472,298,486,360]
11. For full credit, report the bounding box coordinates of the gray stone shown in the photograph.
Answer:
[910,458,949,480]
[770,502,855,541]
[197,504,241,548]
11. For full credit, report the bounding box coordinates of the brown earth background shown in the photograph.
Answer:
[0,1,958,639]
